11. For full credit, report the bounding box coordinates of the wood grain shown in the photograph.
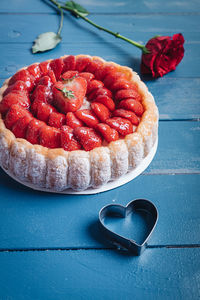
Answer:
[0,173,199,249]
[0,248,199,299]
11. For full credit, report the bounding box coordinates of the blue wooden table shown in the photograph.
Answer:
[0,0,200,299]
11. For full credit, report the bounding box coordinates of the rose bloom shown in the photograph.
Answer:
[141,33,185,78]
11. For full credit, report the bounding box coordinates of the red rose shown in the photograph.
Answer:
[141,33,185,78]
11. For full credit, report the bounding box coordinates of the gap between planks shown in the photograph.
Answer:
[0,245,200,253]
[1,12,200,16]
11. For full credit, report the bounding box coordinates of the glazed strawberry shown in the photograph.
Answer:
[95,63,117,81]
[73,127,102,151]
[48,112,65,128]
[113,109,139,125]
[0,91,30,115]
[36,102,56,123]
[47,70,57,84]
[88,87,112,101]
[4,104,32,129]
[75,57,91,72]
[94,95,115,111]
[78,72,94,83]
[50,58,64,80]
[12,115,32,138]
[96,123,119,143]
[75,109,99,128]
[104,71,126,89]
[9,69,35,92]
[118,99,144,116]
[31,85,52,103]
[110,79,137,92]
[52,77,87,113]
[38,76,53,88]
[39,61,50,76]
[115,89,141,102]
[66,112,84,129]
[91,102,110,122]
[39,125,61,148]
[106,117,133,136]
[63,55,76,72]
[26,118,45,144]
[85,58,103,74]
[3,81,28,97]
[61,71,78,80]
[60,125,81,151]
[27,64,41,82]
[87,80,104,95]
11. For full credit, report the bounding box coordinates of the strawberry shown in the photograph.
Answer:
[61,71,78,80]
[95,63,117,81]
[75,57,91,72]
[112,109,139,125]
[75,109,99,128]
[27,64,41,82]
[78,72,94,83]
[73,127,102,151]
[39,125,61,148]
[66,112,84,129]
[31,99,42,116]
[36,102,56,123]
[0,91,30,115]
[63,55,76,72]
[94,95,115,111]
[110,79,137,92]
[61,125,81,151]
[39,61,50,76]
[31,85,52,103]
[106,117,133,136]
[4,104,32,129]
[85,58,103,74]
[9,69,35,92]
[87,80,104,95]
[96,123,119,143]
[91,102,110,122]
[88,87,112,101]
[26,118,45,144]
[52,77,87,113]
[50,58,64,80]
[38,75,53,88]
[3,81,29,97]
[12,115,32,138]
[115,89,141,102]
[118,99,144,116]
[103,71,125,89]
[48,112,65,128]
[47,70,57,84]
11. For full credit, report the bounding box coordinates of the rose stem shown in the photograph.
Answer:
[48,0,150,54]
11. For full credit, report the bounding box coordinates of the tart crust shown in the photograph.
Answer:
[0,55,158,192]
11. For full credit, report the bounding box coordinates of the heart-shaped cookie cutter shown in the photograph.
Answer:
[99,199,158,255]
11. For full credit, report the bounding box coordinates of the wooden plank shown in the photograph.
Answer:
[0,42,199,79]
[0,248,199,299]
[0,14,200,44]
[147,121,200,173]
[145,78,200,120]
[0,173,199,249]
[1,0,200,13]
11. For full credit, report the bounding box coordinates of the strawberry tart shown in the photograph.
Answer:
[0,55,158,192]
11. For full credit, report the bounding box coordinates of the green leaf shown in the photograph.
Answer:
[56,87,75,99]
[32,32,62,53]
[65,1,89,17]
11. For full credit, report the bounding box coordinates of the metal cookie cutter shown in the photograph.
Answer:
[99,199,158,255]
